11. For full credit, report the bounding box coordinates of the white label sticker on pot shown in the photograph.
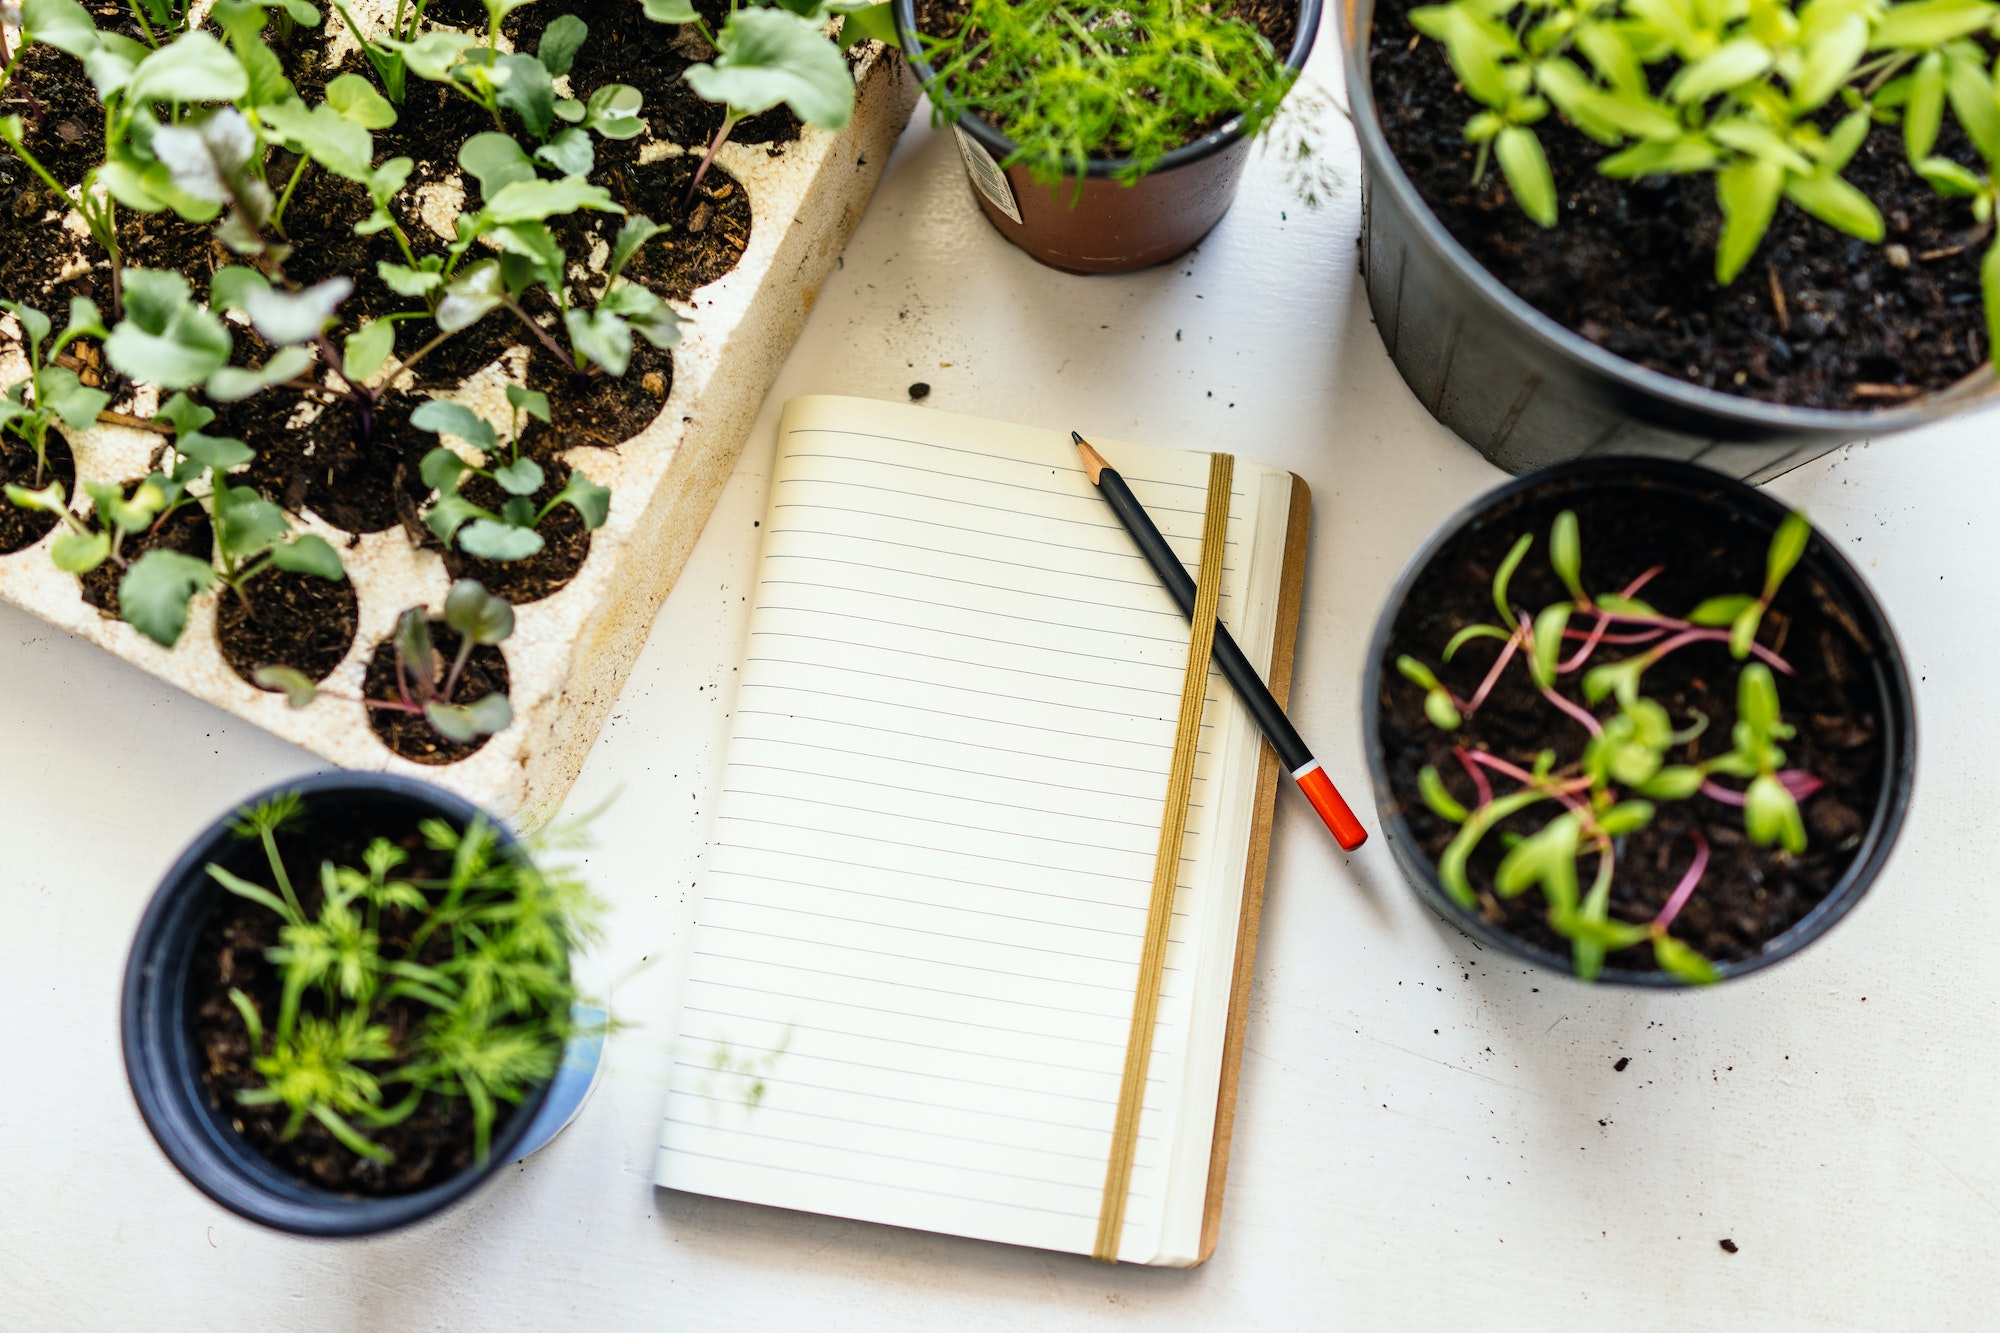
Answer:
[953,127,1023,226]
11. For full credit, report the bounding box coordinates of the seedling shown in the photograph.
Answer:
[206,788,600,1162]
[413,391,610,561]
[258,578,517,744]
[0,297,109,486]
[913,0,1295,186]
[1395,507,1826,983]
[116,396,346,647]
[4,474,171,577]
[1409,0,2000,347]
[645,0,860,201]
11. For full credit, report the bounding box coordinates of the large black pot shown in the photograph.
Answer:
[1340,0,2000,481]
[1361,458,1917,985]
[895,0,1322,273]
[122,772,566,1235]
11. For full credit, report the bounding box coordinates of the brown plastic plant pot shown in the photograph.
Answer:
[1341,0,2000,483]
[893,0,1322,274]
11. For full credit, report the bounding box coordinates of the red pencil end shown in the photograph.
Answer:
[1295,762,1368,851]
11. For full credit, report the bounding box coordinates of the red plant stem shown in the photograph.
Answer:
[1557,566,1671,673]
[1560,626,1669,646]
[1462,750,1595,816]
[1453,747,1493,808]
[1699,771,1823,806]
[1653,829,1710,931]
[1541,683,1604,736]
[1604,621,1795,675]
[1463,623,1528,715]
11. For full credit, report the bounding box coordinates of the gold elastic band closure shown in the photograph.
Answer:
[1092,449,1234,1263]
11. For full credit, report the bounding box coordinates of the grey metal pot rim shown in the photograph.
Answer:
[1359,457,1918,986]
[1338,0,2000,434]
[891,0,1322,180]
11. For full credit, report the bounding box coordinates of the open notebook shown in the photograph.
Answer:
[654,395,1311,1266]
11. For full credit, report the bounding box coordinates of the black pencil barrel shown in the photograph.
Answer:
[1097,467,1312,772]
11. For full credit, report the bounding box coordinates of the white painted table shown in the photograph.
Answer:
[6,36,1997,1330]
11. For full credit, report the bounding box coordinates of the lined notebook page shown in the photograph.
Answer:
[655,396,1292,1264]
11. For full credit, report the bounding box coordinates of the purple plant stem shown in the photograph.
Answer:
[1700,772,1824,806]
[1541,684,1604,737]
[1653,829,1710,931]
[1462,623,1527,715]
[1463,750,1595,817]
[1453,747,1493,808]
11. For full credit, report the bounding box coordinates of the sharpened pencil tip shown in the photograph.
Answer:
[1072,433,1108,485]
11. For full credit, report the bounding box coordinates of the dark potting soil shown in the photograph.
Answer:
[1376,483,1887,973]
[440,458,594,605]
[363,618,511,764]
[78,502,214,615]
[226,388,433,536]
[1368,0,1991,409]
[563,151,752,303]
[0,430,76,554]
[188,808,531,1194]
[218,568,361,685]
[524,328,676,450]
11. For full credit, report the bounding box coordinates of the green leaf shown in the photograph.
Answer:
[1492,532,1531,628]
[1437,790,1546,909]
[492,457,544,495]
[1729,601,1764,658]
[1784,171,1884,242]
[326,72,397,128]
[127,31,249,105]
[481,175,622,223]
[1396,654,1442,691]
[1916,155,1985,195]
[425,492,485,544]
[269,533,346,579]
[1583,657,1645,707]
[458,518,545,560]
[206,345,315,402]
[444,578,515,644]
[1984,238,2000,375]
[104,272,233,389]
[1764,510,1811,598]
[425,691,512,742]
[216,486,292,562]
[553,467,610,527]
[411,399,499,452]
[1549,508,1583,601]
[175,431,255,472]
[1424,688,1464,731]
[582,83,646,139]
[1599,135,1721,177]
[1597,800,1655,837]
[378,261,444,297]
[1715,158,1783,285]
[420,446,469,493]
[37,367,110,430]
[1418,764,1469,823]
[391,29,476,82]
[344,320,394,382]
[1688,593,1757,626]
[1652,933,1720,984]
[564,307,633,377]
[842,1,897,48]
[1529,603,1572,689]
[50,529,113,574]
[1409,3,1516,107]
[534,126,594,177]
[120,549,216,646]
[1793,14,1866,111]
[436,261,505,333]
[506,384,551,423]
[538,14,588,76]
[1744,772,1807,853]
[1944,46,2000,166]
[254,664,321,707]
[243,277,351,346]
[1443,623,1511,660]
[496,51,556,140]
[608,215,663,280]
[1495,125,1557,226]
[261,98,375,182]
[1905,52,1946,163]
[1871,0,1999,49]
[640,0,699,20]
[4,482,66,514]
[599,279,681,347]
[1667,37,1772,104]
[21,0,102,60]
[1636,765,1705,800]
[687,7,855,128]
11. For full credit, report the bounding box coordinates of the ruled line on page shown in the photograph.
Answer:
[659,398,1258,1261]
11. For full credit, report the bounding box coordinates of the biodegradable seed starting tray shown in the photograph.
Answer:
[0,22,917,827]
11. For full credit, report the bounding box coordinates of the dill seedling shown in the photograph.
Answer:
[915,0,1296,185]
[208,791,604,1165]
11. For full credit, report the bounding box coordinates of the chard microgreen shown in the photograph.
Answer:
[1401,506,1827,982]
[0,297,110,487]
[209,788,603,1163]
[413,390,610,560]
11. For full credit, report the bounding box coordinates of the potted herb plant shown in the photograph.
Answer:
[122,772,605,1234]
[1363,458,1914,984]
[1344,0,2000,480]
[894,0,1325,271]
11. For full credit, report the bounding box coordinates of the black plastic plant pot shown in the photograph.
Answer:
[122,772,562,1236]
[1361,458,1917,986]
[1340,0,2000,482]
[894,0,1322,273]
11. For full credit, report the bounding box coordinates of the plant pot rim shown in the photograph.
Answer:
[121,771,558,1235]
[1359,456,1918,986]
[892,0,1322,180]
[1339,0,2000,433]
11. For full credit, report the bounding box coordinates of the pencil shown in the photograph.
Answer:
[1073,432,1368,851]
